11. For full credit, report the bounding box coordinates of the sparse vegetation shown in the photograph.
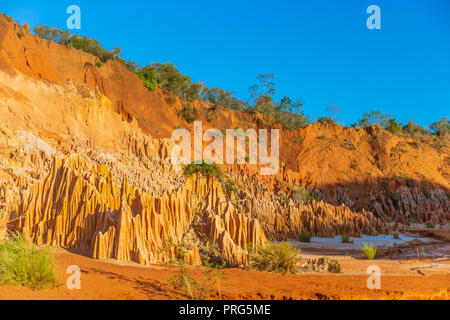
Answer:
[202,259,228,299]
[177,104,198,123]
[416,247,427,260]
[408,217,419,225]
[341,234,353,243]
[183,161,239,199]
[426,222,435,229]
[136,65,160,91]
[165,95,176,106]
[360,243,376,260]
[317,117,337,125]
[291,186,316,203]
[0,234,58,290]
[183,161,223,180]
[248,74,308,130]
[351,110,392,129]
[342,139,356,151]
[250,242,301,275]
[298,232,312,243]
[30,26,449,134]
[167,260,209,300]
[430,118,449,136]
[403,120,429,136]
[167,247,229,300]
[327,259,341,273]
[393,232,400,240]
[34,25,122,64]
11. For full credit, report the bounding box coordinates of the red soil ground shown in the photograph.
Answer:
[0,247,448,300]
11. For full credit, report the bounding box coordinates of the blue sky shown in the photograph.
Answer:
[1,0,449,127]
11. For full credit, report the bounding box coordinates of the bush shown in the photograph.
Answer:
[393,232,400,240]
[183,161,239,200]
[248,74,308,130]
[342,139,356,151]
[34,25,121,63]
[430,118,449,136]
[178,105,198,123]
[360,243,376,260]
[351,110,391,129]
[327,259,341,273]
[298,232,312,243]
[250,242,301,275]
[426,223,435,229]
[137,66,160,91]
[0,234,58,290]
[202,88,245,110]
[317,117,337,125]
[165,95,176,106]
[341,234,352,243]
[384,118,402,134]
[183,161,223,180]
[291,187,316,203]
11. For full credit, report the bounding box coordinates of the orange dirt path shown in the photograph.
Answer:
[0,248,448,300]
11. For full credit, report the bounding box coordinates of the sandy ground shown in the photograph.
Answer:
[0,246,449,300]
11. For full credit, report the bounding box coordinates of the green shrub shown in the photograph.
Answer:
[426,223,435,229]
[327,259,341,273]
[183,161,223,180]
[384,118,402,134]
[317,117,337,125]
[351,110,391,129]
[165,95,176,105]
[291,187,316,203]
[178,105,198,123]
[409,217,419,224]
[95,62,103,68]
[341,234,352,243]
[0,234,58,290]
[250,242,301,275]
[402,120,428,136]
[248,74,308,130]
[393,232,400,240]
[16,31,24,39]
[34,25,121,63]
[221,178,238,194]
[137,66,160,91]
[360,243,376,260]
[298,232,312,243]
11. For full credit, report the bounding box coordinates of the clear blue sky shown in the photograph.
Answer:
[2,0,449,127]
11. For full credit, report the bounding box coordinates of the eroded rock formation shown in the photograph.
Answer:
[0,13,448,267]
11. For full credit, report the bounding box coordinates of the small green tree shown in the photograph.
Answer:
[326,103,340,122]
[202,88,246,111]
[317,117,337,125]
[402,120,429,136]
[430,118,450,136]
[351,110,391,129]
[384,118,402,134]
[137,66,160,91]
